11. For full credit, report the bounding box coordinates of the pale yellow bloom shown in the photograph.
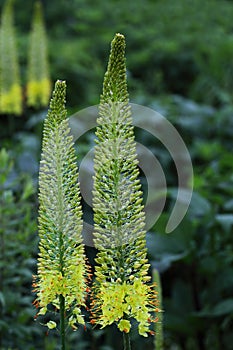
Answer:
[91,278,159,336]
[27,78,51,108]
[0,83,22,115]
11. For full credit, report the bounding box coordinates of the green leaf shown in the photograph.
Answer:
[186,191,211,218]
[0,292,5,308]
[215,214,233,233]
[197,299,233,317]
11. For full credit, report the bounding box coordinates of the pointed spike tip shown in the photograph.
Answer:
[112,33,125,47]
[101,33,128,103]
[53,80,66,98]
[46,80,67,124]
[115,33,125,39]
[52,80,66,99]
[56,79,66,86]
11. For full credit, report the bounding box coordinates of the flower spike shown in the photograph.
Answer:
[33,80,89,333]
[27,1,51,108]
[0,0,22,115]
[91,34,160,338]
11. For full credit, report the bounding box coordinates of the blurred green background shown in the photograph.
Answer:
[0,0,233,349]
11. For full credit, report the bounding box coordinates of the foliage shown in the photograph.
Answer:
[0,148,37,348]
[16,0,232,107]
[1,0,233,108]
[27,1,51,109]
[145,96,233,350]
[0,0,22,115]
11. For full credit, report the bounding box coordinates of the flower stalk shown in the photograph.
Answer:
[0,0,22,115]
[153,269,163,350]
[33,80,89,348]
[27,1,51,108]
[91,33,160,348]
[60,295,66,350]
[123,332,131,350]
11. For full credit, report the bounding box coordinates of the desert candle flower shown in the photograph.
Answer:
[26,1,51,108]
[91,34,160,341]
[33,81,89,342]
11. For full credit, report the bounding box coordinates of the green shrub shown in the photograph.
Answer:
[0,148,37,348]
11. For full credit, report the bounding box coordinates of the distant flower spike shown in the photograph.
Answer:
[91,33,160,338]
[0,0,22,115]
[27,1,51,108]
[33,80,89,333]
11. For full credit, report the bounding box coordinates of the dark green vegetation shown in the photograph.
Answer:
[0,0,233,349]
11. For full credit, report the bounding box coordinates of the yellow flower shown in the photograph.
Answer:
[91,279,159,336]
[46,321,57,330]
[118,319,131,333]
[34,248,88,327]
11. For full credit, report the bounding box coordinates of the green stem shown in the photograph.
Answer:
[57,125,65,350]
[123,332,131,350]
[59,294,66,350]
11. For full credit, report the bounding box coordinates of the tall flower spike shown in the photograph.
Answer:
[27,1,51,108]
[91,34,159,338]
[0,0,22,115]
[33,81,89,336]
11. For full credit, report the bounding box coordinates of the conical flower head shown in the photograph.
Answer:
[27,1,51,108]
[33,80,89,330]
[0,0,22,115]
[91,34,159,337]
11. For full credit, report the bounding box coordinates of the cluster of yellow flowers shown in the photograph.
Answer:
[33,264,87,316]
[91,279,159,337]
[26,79,51,108]
[26,2,51,109]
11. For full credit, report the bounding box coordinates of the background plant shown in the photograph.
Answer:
[10,0,231,108]
[0,148,37,348]
[0,0,22,115]
[26,1,51,109]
